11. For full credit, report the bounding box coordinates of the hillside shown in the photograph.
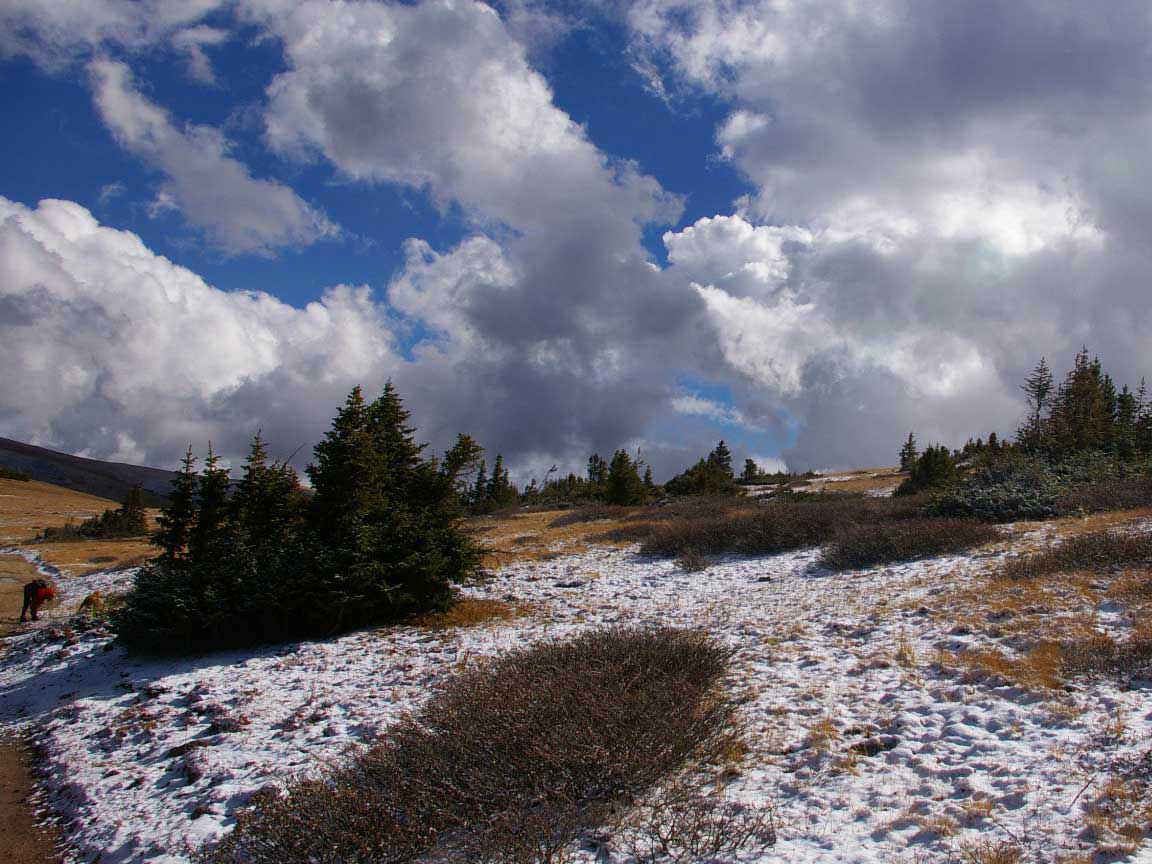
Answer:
[0,437,174,504]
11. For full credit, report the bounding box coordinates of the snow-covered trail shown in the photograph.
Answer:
[2,533,1150,863]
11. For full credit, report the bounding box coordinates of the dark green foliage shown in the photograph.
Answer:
[154,447,198,560]
[0,465,31,481]
[200,627,756,864]
[899,432,918,472]
[665,441,739,497]
[741,458,760,483]
[605,449,646,505]
[934,453,1152,522]
[895,444,957,496]
[1000,528,1152,581]
[819,519,998,571]
[114,383,481,653]
[1013,349,1152,458]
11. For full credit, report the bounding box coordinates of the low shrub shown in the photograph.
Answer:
[677,550,709,572]
[1000,529,1152,580]
[639,495,928,559]
[935,453,1152,523]
[0,465,31,481]
[201,627,773,864]
[819,519,999,571]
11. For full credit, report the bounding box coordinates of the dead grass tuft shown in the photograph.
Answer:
[410,597,530,630]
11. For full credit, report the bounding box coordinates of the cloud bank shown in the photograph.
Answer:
[6,0,1152,480]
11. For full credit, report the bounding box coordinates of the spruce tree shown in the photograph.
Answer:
[154,446,198,561]
[118,485,149,536]
[643,465,655,490]
[472,460,488,510]
[307,386,376,545]
[742,458,760,483]
[605,450,645,505]
[899,432,919,471]
[189,443,232,562]
[708,440,734,477]
[587,453,607,489]
[1018,357,1054,451]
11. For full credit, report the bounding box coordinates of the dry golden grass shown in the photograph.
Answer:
[30,539,153,577]
[0,478,124,543]
[410,598,530,630]
[1082,772,1152,855]
[954,838,1023,864]
[465,509,634,569]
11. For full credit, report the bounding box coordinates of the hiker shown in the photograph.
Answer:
[19,579,55,622]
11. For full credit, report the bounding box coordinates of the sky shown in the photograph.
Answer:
[2,0,1152,483]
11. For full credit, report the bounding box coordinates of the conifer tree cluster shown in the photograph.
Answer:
[468,453,519,513]
[114,384,482,653]
[1017,350,1152,457]
[664,441,738,496]
[45,485,150,540]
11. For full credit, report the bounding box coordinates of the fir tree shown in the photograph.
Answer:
[189,443,232,562]
[899,432,919,471]
[708,440,733,477]
[1018,357,1054,451]
[605,450,645,505]
[154,446,198,560]
[742,458,760,483]
[642,465,655,489]
[587,453,608,488]
[472,460,488,510]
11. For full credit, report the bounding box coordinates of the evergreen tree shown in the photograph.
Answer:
[116,485,149,536]
[154,446,198,560]
[605,450,646,505]
[587,453,608,488]
[642,465,655,490]
[899,432,919,471]
[189,443,232,562]
[1018,357,1054,451]
[741,458,760,483]
[708,440,734,477]
[895,444,957,495]
[307,386,377,545]
[472,460,488,510]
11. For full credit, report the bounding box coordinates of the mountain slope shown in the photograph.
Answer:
[0,437,174,504]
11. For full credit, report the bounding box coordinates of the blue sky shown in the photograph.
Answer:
[2,0,1151,479]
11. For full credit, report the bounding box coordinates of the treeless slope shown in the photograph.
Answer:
[0,436,174,504]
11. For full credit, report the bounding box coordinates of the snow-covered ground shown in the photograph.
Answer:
[2,528,1151,863]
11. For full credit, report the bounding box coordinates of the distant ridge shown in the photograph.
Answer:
[0,437,175,504]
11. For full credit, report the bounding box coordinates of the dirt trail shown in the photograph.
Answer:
[1,552,63,864]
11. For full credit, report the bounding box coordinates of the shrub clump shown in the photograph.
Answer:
[200,627,773,864]
[639,495,927,559]
[819,519,999,571]
[934,453,1151,523]
[42,485,149,540]
[0,465,31,481]
[1000,529,1152,580]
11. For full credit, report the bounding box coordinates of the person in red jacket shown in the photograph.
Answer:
[19,579,55,622]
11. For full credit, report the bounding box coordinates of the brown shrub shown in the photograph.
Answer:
[201,627,770,864]
[1001,529,1152,581]
[819,519,998,571]
[1059,477,1152,514]
[639,495,929,559]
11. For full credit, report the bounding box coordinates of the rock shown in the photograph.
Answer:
[554,580,584,588]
